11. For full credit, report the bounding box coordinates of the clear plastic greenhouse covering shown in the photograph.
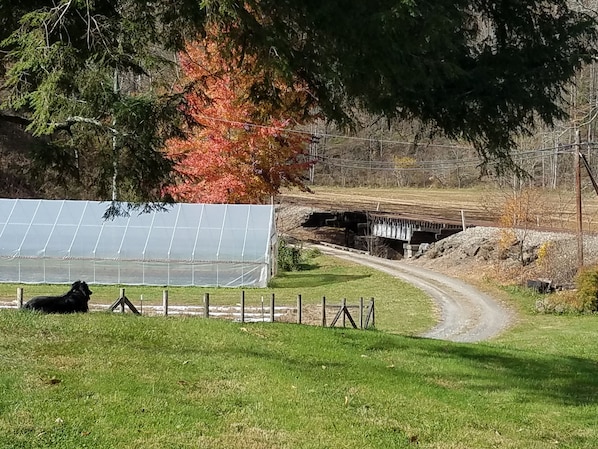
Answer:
[0,199,277,287]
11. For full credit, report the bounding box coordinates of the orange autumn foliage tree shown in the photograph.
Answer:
[165,39,315,204]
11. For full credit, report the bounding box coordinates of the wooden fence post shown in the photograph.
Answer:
[321,296,326,327]
[297,294,302,324]
[120,288,126,313]
[162,290,168,316]
[341,298,346,327]
[17,287,23,308]
[204,293,210,319]
[370,297,375,328]
[270,293,275,323]
[240,290,245,323]
[359,297,364,329]
[109,288,140,315]
[364,298,376,329]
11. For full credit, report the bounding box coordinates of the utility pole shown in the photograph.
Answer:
[309,125,319,184]
[574,130,584,269]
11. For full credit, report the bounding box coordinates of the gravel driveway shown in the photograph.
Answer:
[315,244,513,343]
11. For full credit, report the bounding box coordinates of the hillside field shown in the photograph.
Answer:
[278,186,598,232]
[0,249,597,448]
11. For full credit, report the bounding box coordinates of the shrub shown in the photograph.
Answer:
[534,238,578,287]
[278,240,303,271]
[574,265,598,313]
[535,290,586,314]
[536,241,552,267]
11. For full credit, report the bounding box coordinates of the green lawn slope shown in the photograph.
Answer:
[0,253,596,448]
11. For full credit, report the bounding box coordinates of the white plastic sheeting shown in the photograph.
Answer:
[0,199,277,287]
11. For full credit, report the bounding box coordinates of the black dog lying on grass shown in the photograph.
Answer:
[23,281,93,314]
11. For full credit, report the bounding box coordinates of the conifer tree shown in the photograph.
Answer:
[0,0,596,201]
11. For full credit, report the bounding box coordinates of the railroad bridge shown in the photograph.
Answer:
[302,211,466,257]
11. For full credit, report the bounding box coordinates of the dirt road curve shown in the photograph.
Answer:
[315,244,513,343]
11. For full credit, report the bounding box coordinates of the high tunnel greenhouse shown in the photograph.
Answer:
[0,199,277,287]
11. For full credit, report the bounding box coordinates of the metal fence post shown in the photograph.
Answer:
[240,290,245,323]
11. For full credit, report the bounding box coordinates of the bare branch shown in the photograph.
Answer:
[51,116,127,136]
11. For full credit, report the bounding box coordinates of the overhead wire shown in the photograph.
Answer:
[195,113,598,173]
[315,144,590,172]
[196,113,473,150]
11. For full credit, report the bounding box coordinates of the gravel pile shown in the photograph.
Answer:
[417,225,598,286]
[440,226,573,247]
[275,205,315,235]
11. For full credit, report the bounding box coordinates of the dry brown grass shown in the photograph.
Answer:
[278,186,598,232]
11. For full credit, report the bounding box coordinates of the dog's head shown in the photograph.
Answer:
[70,280,93,299]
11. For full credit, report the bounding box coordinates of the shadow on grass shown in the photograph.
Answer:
[271,272,371,288]
[363,334,598,407]
[226,329,598,409]
[298,262,320,271]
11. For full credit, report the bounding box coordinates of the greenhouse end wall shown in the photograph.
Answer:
[0,199,277,287]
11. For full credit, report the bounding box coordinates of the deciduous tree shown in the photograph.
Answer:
[165,38,314,203]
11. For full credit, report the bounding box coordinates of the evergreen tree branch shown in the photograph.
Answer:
[51,116,125,136]
[0,113,126,138]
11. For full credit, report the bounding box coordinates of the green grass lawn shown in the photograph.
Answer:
[0,253,597,448]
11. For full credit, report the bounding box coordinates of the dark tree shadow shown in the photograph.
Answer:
[272,273,371,288]
[221,330,598,409]
[297,261,319,271]
[362,334,598,407]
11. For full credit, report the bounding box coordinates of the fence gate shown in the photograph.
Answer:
[329,298,375,329]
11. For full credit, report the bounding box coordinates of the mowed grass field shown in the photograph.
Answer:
[1,251,597,448]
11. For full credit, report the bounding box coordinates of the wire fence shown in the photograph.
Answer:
[7,287,376,330]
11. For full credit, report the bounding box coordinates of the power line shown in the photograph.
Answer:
[315,144,591,172]
[196,113,598,173]
[197,114,474,150]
